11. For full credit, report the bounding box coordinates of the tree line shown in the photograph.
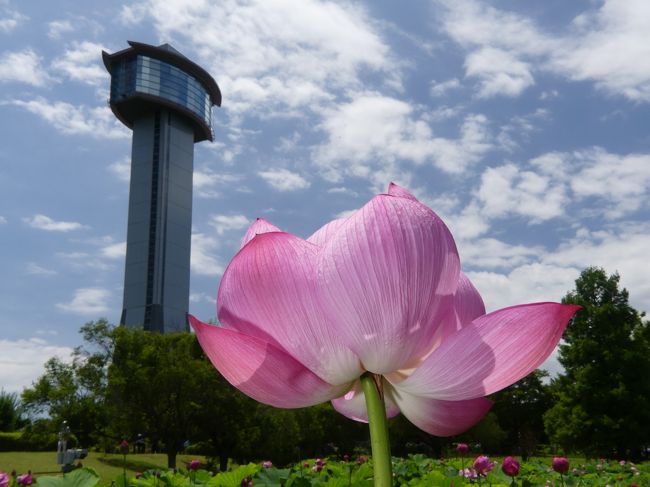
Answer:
[3,267,649,466]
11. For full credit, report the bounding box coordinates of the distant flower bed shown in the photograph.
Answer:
[2,454,648,487]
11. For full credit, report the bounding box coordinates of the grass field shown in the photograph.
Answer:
[0,452,206,486]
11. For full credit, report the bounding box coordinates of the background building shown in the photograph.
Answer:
[103,41,221,332]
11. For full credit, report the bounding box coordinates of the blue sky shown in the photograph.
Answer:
[1,0,649,392]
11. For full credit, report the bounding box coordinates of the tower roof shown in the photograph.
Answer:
[102,41,222,106]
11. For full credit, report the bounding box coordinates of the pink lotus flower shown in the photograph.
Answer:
[456,443,469,455]
[189,460,201,471]
[262,461,273,469]
[473,455,494,476]
[0,472,9,487]
[502,456,520,477]
[190,183,579,436]
[17,472,33,487]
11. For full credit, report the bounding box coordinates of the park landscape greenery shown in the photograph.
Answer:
[1,267,650,485]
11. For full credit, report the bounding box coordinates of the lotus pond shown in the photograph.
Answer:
[3,454,648,487]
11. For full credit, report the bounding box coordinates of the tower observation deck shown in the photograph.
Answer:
[103,41,221,333]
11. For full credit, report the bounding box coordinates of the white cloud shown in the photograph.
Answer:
[209,214,249,235]
[430,78,461,97]
[23,214,85,232]
[6,97,129,139]
[314,95,492,181]
[108,158,131,182]
[191,233,224,276]
[465,47,534,98]
[0,215,6,224]
[189,291,214,304]
[101,242,126,259]
[477,163,568,222]
[0,49,51,86]
[568,148,650,218]
[47,19,73,39]
[551,0,650,102]
[0,9,27,33]
[56,288,111,315]
[193,169,242,198]
[51,41,107,86]
[56,252,112,272]
[25,262,57,276]
[120,0,397,115]
[439,0,650,102]
[258,168,310,191]
[0,338,73,392]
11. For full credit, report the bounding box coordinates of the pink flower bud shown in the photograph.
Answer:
[119,440,129,455]
[552,457,569,475]
[189,460,201,471]
[501,456,520,477]
[456,443,469,455]
[262,461,273,469]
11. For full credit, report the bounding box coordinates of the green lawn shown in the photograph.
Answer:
[0,452,205,486]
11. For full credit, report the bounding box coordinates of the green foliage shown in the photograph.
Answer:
[20,319,115,448]
[490,370,552,458]
[544,267,650,459]
[36,468,100,487]
[0,390,27,432]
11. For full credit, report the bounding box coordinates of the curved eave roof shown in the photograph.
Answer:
[102,40,222,106]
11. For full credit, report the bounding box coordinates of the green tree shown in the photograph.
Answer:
[21,320,114,447]
[0,390,27,431]
[491,370,551,458]
[107,328,208,468]
[544,267,650,459]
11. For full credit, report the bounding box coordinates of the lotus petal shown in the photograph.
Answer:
[387,182,418,201]
[388,386,492,436]
[190,315,350,408]
[331,377,400,423]
[317,194,459,374]
[218,232,362,385]
[307,218,347,247]
[241,218,282,248]
[395,303,580,400]
[428,272,486,351]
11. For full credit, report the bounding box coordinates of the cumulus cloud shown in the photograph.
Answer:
[314,94,492,181]
[118,0,397,116]
[191,233,224,276]
[0,49,51,86]
[430,78,461,97]
[258,168,310,191]
[23,214,85,232]
[209,214,249,235]
[6,97,129,139]
[47,19,73,39]
[0,338,73,392]
[0,8,27,33]
[438,0,650,102]
[193,169,242,198]
[56,288,111,315]
[51,41,107,86]
[108,158,131,182]
[101,242,126,259]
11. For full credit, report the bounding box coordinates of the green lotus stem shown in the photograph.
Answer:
[361,372,393,487]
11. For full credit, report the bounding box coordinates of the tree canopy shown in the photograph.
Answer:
[544,267,650,459]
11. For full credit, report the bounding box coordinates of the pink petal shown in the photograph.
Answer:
[316,194,460,374]
[331,378,400,423]
[396,303,581,400]
[307,218,347,247]
[190,315,350,408]
[429,272,486,351]
[241,218,282,248]
[388,386,492,436]
[218,232,362,385]
[387,182,418,201]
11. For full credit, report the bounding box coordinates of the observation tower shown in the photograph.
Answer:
[103,41,221,333]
